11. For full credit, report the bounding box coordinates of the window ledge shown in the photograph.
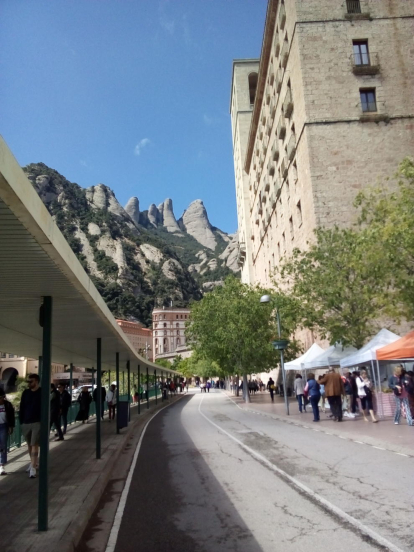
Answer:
[352,65,380,76]
[359,113,390,124]
[345,12,371,21]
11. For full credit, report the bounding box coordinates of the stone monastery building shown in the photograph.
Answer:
[231,0,414,287]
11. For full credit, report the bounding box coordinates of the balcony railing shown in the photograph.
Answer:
[281,158,288,180]
[272,141,280,162]
[346,0,361,13]
[281,39,289,68]
[351,52,380,75]
[345,0,370,19]
[283,87,293,118]
[275,67,283,93]
[277,117,286,140]
[287,133,296,162]
[278,3,286,29]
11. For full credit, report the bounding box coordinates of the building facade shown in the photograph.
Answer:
[152,307,191,362]
[116,319,153,361]
[231,0,414,290]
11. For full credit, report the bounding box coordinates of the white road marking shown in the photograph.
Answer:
[199,395,405,552]
[395,453,408,457]
[105,400,179,552]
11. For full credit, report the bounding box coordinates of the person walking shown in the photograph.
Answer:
[93,385,106,420]
[19,373,41,478]
[343,372,355,418]
[389,365,413,426]
[294,374,307,413]
[318,376,326,413]
[57,383,71,435]
[356,369,378,423]
[0,388,15,475]
[267,378,275,402]
[50,383,64,441]
[304,373,321,422]
[319,368,345,422]
[106,384,117,421]
[206,381,211,393]
[405,371,414,418]
[76,386,92,424]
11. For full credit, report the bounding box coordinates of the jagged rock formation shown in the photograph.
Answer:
[24,162,240,325]
[161,199,182,234]
[125,197,140,226]
[180,199,217,250]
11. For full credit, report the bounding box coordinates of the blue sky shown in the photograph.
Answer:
[1,0,267,233]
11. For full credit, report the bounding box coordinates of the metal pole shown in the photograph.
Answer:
[92,367,95,387]
[122,370,125,396]
[146,366,149,409]
[38,296,52,531]
[116,352,120,434]
[69,363,73,424]
[96,339,102,459]
[38,356,43,381]
[276,310,289,416]
[155,369,157,405]
[127,361,131,422]
[376,359,384,418]
[138,364,141,415]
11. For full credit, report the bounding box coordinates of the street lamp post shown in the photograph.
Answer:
[260,294,290,416]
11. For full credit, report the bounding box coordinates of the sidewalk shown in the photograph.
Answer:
[1,394,185,552]
[225,391,414,458]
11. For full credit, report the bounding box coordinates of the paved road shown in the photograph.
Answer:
[110,390,414,552]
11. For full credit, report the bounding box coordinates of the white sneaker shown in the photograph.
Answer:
[0,466,6,475]
[348,413,355,418]
[394,422,399,425]
[26,463,32,472]
[343,412,349,418]
[29,467,36,479]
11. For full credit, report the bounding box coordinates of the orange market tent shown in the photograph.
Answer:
[376,330,414,360]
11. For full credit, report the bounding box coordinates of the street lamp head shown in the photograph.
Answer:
[260,294,271,303]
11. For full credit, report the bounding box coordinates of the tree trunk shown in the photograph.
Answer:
[235,374,239,397]
[243,373,251,403]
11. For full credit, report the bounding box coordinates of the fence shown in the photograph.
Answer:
[7,387,160,452]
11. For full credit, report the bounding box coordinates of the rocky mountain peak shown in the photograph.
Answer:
[161,198,182,234]
[86,184,125,218]
[180,199,217,250]
[125,197,140,226]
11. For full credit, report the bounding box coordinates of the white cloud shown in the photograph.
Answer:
[134,138,151,156]
[158,1,175,34]
[203,114,220,126]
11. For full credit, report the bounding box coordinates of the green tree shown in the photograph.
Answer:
[279,226,392,349]
[355,158,414,319]
[186,277,300,402]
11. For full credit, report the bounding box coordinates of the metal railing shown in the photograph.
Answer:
[6,390,160,452]
[351,52,379,74]
[346,0,361,14]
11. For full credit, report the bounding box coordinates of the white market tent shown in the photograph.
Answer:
[340,328,400,369]
[304,343,357,370]
[284,343,325,371]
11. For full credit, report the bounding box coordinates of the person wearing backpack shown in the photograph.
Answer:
[389,365,413,426]
[304,374,321,422]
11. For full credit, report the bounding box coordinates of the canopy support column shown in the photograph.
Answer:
[96,338,102,459]
[146,367,149,409]
[127,360,130,422]
[138,364,141,415]
[38,296,53,532]
[69,363,73,424]
[116,352,120,434]
[155,369,157,405]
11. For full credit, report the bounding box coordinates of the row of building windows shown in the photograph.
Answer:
[154,330,181,336]
[153,314,188,321]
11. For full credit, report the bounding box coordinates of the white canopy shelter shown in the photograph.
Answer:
[340,328,400,368]
[304,343,357,369]
[284,343,325,371]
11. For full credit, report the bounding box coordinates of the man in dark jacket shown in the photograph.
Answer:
[57,383,72,434]
[50,383,64,441]
[93,386,106,421]
[0,388,15,475]
[19,373,41,478]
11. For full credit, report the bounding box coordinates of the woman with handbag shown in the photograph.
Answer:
[357,369,378,423]
[389,365,413,426]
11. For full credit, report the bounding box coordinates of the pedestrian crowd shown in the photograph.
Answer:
[286,365,414,425]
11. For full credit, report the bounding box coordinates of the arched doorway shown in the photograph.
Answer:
[2,367,19,392]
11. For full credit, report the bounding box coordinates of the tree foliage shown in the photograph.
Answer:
[355,158,414,319]
[186,277,301,381]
